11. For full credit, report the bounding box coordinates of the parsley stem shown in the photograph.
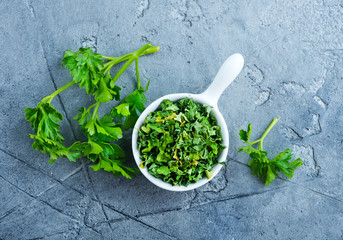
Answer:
[88,103,98,109]
[103,45,159,77]
[142,46,160,55]
[110,43,152,88]
[258,118,280,151]
[133,43,153,58]
[92,102,101,119]
[101,46,159,60]
[135,57,141,89]
[250,139,261,145]
[42,81,76,103]
[102,54,131,73]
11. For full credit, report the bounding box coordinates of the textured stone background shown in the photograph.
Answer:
[1,0,343,239]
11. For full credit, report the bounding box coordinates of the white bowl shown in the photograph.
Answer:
[132,54,244,191]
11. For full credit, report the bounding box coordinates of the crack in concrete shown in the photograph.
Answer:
[83,200,93,230]
[196,185,289,207]
[0,174,102,236]
[245,64,265,85]
[28,230,73,240]
[281,81,306,95]
[313,95,327,109]
[0,203,22,223]
[74,226,82,239]
[82,163,113,231]
[0,175,77,223]
[302,113,322,137]
[186,160,232,208]
[104,204,180,240]
[202,166,229,194]
[280,126,303,141]
[281,114,322,140]
[311,147,320,178]
[61,165,84,181]
[187,190,200,209]
[286,180,342,203]
[0,147,82,197]
[254,86,272,107]
[35,168,83,198]
[194,0,205,16]
[292,144,320,178]
[135,207,184,219]
[93,216,128,228]
[171,0,204,27]
[0,147,85,217]
[128,186,288,221]
[81,199,105,239]
[252,35,283,57]
[24,0,36,19]
[137,0,150,18]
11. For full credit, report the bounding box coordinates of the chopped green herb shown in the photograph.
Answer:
[137,98,225,186]
[238,118,303,185]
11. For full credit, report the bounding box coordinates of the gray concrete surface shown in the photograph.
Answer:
[1,0,343,239]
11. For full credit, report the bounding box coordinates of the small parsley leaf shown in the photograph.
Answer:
[62,47,104,94]
[25,103,64,141]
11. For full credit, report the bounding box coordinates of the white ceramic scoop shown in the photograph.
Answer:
[132,54,244,191]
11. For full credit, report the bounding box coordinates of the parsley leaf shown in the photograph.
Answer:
[72,140,139,179]
[114,102,131,117]
[30,134,82,164]
[73,104,123,141]
[25,102,64,141]
[111,81,149,130]
[239,123,252,142]
[238,119,303,185]
[62,47,104,94]
[93,74,121,103]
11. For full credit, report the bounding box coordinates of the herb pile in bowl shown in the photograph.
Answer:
[137,98,225,186]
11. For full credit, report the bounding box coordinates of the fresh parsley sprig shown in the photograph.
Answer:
[25,43,159,178]
[238,118,303,185]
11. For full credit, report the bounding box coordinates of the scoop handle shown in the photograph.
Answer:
[201,53,244,106]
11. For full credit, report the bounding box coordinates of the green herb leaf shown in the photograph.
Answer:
[273,149,303,179]
[238,120,303,185]
[115,103,131,116]
[29,134,83,164]
[62,47,104,94]
[125,88,147,113]
[111,88,149,130]
[25,103,63,141]
[239,123,252,142]
[93,74,120,103]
